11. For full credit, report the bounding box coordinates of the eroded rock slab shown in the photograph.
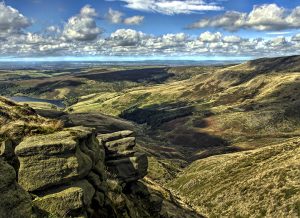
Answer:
[0,159,32,218]
[106,152,148,183]
[33,180,95,217]
[15,126,104,191]
[98,130,133,143]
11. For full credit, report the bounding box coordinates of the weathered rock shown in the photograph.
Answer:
[125,181,150,198]
[87,171,103,190]
[0,139,14,158]
[106,137,135,150]
[98,130,133,143]
[0,159,32,218]
[17,144,93,191]
[93,160,107,181]
[106,149,136,159]
[33,180,95,217]
[15,126,103,191]
[148,194,163,213]
[105,137,136,158]
[15,130,77,157]
[106,152,148,183]
[93,191,105,207]
[0,159,15,189]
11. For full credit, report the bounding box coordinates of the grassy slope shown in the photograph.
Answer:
[168,137,300,217]
[70,56,300,154]
[0,97,63,143]
[1,56,300,216]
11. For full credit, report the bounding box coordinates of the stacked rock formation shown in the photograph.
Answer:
[0,126,200,218]
[0,126,150,217]
[15,126,107,217]
[98,130,148,183]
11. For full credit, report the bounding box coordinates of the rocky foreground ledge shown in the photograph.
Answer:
[0,127,170,217]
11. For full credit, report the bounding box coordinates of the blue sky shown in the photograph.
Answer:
[0,0,300,60]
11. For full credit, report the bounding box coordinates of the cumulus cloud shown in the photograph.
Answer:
[107,8,124,24]
[110,29,148,46]
[292,33,300,41]
[188,4,300,31]
[46,25,61,34]
[123,16,144,25]
[199,31,222,42]
[62,5,101,41]
[0,3,299,58]
[0,2,32,38]
[1,29,300,58]
[223,35,242,43]
[115,0,223,15]
[106,8,144,25]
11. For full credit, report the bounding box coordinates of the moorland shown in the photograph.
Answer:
[1,55,300,217]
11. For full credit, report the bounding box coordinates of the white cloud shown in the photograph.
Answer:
[80,4,98,17]
[107,8,124,23]
[117,0,223,15]
[291,33,300,41]
[188,4,300,31]
[0,4,299,59]
[1,29,300,58]
[46,25,61,34]
[199,31,222,42]
[106,8,144,25]
[0,2,31,38]
[223,35,242,43]
[266,31,291,35]
[188,11,246,31]
[62,5,101,41]
[124,15,144,25]
[110,28,147,46]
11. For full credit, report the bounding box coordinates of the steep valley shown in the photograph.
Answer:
[1,55,300,217]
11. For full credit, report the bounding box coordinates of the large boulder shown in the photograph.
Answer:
[106,152,148,183]
[98,131,148,183]
[98,130,133,143]
[15,126,104,192]
[0,159,32,218]
[33,180,95,217]
[105,137,136,158]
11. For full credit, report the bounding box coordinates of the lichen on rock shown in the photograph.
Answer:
[0,159,32,218]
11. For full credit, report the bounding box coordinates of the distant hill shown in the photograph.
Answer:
[169,137,300,217]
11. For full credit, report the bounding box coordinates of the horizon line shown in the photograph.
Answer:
[0,56,252,62]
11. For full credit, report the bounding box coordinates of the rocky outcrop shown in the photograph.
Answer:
[5,127,152,217]
[32,180,96,217]
[14,126,107,217]
[0,158,32,218]
[15,126,104,192]
[98,130,148,183]
[0,125,194,217]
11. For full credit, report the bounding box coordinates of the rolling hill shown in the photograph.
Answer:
[1,55,300,217]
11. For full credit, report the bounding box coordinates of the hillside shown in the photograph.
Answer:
[68,55,300,159]
[168,138,300,217]
[1,55,300,217]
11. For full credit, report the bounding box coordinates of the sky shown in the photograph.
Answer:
[0,0,300,61]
